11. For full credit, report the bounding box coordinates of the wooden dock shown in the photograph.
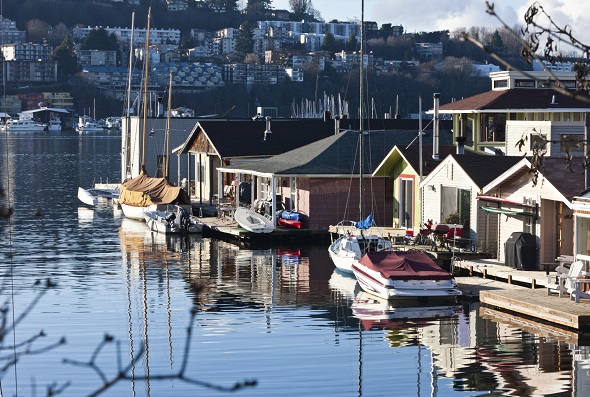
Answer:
[453,259,590,335]
[199,216,330,247]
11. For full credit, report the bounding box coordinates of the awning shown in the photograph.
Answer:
[479,206,536,217]
[476,195,535,208]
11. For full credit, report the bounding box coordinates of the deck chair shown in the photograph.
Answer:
[546,260,584,298]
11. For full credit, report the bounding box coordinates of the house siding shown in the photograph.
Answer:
[505,120,585,157]
[306,177,393,230]
[422,161,479,241]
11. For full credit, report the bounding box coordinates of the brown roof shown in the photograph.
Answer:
[439,89,590,111]
[540,157,586,201]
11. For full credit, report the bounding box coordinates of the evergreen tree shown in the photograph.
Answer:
[81,28,120,52]
[320,32,337,53]
[51,32,78,79]
[235,21,255,54]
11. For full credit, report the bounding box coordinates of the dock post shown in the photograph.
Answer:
[531,278,536,289]
[507,275,512,284]
[483,269,487,278]
[469,265,473,276]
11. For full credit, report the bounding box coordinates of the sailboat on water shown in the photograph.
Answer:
[118,8,191,221]
[327,1,391,274]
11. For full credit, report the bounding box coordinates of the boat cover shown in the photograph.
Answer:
[357,251,453,280]
[355,215,374,230]
[118,170,190,207]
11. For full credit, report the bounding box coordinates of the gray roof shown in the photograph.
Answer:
[225,128,454,176]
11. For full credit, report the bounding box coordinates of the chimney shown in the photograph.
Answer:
[334,117,340,135]
[264,117,272,141]
[157,97,164,118]
[432,93,440,161]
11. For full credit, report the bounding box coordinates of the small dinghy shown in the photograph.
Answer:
[234,207,274,233]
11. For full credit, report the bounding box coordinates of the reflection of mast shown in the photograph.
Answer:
[357,321,363,397]
[126,254,137,395]
[141,261,151,396]
[166,264,173,368]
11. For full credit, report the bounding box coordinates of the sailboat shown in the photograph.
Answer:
[118,8,191,221]
[327,2,391,273]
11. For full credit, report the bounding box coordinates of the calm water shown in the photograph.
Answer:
[0,130,589,396]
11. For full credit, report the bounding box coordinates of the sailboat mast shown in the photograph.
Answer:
[165,72,172,179]
[359,0,364,219]
[141,7,151,172]
[124,10,135,180]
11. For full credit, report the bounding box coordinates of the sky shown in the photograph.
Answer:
[270,0,590,50]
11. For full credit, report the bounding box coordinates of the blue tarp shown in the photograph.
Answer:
[355,215,374,230]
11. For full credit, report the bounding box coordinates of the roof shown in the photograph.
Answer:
[534,157,585,201]
[420,153,523,189]
[438,89,590,113]
[175,118,445,160]
[21,107,69,115]
[220,128,455,177]
[373,144,476,177]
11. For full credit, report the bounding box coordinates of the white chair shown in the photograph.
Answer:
[546,260,584,298]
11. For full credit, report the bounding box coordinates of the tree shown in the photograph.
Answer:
[25,18,49,43]
[51,32,78,79]
[289,0,309,19]
[81,28,120,52]
[244,0,271,16]
[235,21,255,55]
[320,32,337,53]
[346,33,358,51]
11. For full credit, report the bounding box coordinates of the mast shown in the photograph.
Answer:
[359,0,364,220]
[141,7,151,173]
[123,10,135,180]
[165,72,172,180]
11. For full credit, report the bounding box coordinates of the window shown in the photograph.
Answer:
[399,178,413,228]
[482,114,506,142]
[515,79,535,87]
[441,186,470,224]
[494,80,508,89]
[523,197,537,234]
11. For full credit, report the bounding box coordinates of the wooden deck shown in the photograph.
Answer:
[199,216,330,246]
[453,259,590,335]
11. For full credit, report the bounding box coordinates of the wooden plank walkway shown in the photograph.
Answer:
[455,264,590,334]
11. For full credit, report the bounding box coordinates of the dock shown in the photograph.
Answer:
[199,216,330,246]
[453,258,590,336]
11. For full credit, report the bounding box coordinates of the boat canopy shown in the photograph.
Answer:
[358,251,453,280]
[119,170,190,206]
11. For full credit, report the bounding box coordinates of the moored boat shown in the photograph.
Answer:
[234,207,274,233]
[144,204,203,234]
[329,219,392,274]
[2,118,46,132]
[77,186,119,206]
[351,250,463,300]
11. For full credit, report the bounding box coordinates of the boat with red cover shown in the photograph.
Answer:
[351,251,463,300]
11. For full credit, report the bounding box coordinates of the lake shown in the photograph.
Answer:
[0,130,589,396]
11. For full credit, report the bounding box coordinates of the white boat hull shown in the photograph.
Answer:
[120,203,155,221]
[78,186,119,206]
[352,261,463,300]
[328,234,392,274]
[144,205,203,234]
[234,207,274,233]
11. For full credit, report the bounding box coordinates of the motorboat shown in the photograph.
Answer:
[77,121,104,133]
[105,116,121,129]
[47,117,62,132]
[144,204,203,234]
[2,118,47,132]
[351,250,463,300]
[329,219,392,274]
[234,207,274,233]
[78,186,119,206]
